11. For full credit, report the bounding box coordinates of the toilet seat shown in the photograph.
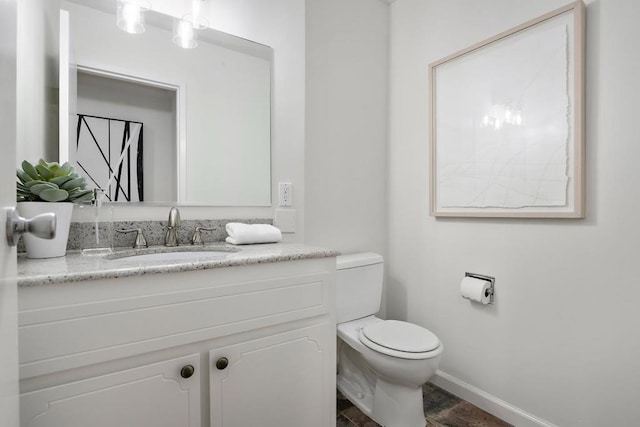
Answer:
[359,320,440,360]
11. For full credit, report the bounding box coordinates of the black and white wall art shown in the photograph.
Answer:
[75,114,144,202]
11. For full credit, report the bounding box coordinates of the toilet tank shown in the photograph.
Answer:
[336,252,384,324]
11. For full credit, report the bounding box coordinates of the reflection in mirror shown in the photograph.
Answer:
[60,0,272,206]
[75,73,176,202]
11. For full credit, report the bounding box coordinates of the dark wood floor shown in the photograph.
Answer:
[337,382,512,427]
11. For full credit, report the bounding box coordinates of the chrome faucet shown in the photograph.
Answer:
[164,207,181,246]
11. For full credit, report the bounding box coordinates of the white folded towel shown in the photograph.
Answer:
[225,222,282,245]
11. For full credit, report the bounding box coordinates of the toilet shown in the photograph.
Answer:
[336,253,443,427]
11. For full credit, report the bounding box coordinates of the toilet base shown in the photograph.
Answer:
[371,378,426,427]
[338,374,426,427]
[337,374,374,418]
[337,320,434,427]
[337,340,376,418]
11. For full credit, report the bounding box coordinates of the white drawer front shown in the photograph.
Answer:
[19,267,332,378]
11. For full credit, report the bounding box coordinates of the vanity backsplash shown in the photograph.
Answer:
[17,218,273,252]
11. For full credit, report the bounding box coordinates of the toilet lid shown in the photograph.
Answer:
[361,320,440,353]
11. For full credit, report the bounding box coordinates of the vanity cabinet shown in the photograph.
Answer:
[20,354,201,427]
[17,257,337,427]
[210,325,330,427]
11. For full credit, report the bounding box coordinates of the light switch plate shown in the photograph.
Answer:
[275,209,296,233]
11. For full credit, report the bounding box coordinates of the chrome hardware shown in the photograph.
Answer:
[191,226,215,245]
[116,228,148,249]
[215,357,229,370]
[164,207,181,246]
[180,364,195,379]
[6,207,56,247]
[465,272,495,304]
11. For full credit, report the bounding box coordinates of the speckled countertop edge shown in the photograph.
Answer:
[17,243,339,287]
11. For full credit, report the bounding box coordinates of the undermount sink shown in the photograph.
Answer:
[110,250,232,262]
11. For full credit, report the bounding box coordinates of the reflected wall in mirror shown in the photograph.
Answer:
[61,0,272,206]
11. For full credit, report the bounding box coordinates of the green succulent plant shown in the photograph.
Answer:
[17,159,94,203]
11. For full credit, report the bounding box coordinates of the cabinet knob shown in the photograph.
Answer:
[215,357,229,370]
[180,364,195,378]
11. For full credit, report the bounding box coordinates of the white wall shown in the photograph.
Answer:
[304,0,389,260]
[388,0,640,425]
[16,0,60,164]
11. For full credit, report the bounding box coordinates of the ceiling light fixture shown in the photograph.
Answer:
[173,18,198,49]
[115,0,209,49]
[183,0,210,30]
[116,0,151,35]
[172,0,210,48]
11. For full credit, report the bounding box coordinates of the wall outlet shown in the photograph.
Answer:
[279,182,292,207]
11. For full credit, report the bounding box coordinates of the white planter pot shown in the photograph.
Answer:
[18,202,74,259]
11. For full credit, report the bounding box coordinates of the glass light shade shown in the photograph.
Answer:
[116,0,151,34]
[183,0,210,29]
[173,18,198,49]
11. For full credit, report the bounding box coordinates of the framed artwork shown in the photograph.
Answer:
[429,1,585,218]
[76,114,144,202]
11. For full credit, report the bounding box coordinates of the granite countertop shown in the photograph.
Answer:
[17,243,339,287]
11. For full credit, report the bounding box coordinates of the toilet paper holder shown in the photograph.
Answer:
[465,272,495,304]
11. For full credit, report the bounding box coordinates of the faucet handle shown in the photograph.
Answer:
[191,227,216,245]
[117,228,148,249]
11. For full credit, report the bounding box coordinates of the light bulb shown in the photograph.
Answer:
[116,0,151,34]
[183,0,209,29]
[515,113,523,126]
[173,18,198,49]
[116,0,150,34]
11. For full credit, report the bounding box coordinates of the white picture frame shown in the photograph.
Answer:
[429,1,585,218]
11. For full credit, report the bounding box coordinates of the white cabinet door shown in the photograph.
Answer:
[0,1,18,425]
[210,324,335,427]
[21,354,201,427]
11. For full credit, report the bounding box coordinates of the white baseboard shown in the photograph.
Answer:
[431,370,557,427]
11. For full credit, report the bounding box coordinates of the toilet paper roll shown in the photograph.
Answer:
[460,276,492,304]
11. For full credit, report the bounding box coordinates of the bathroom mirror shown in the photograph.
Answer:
[58,0,272,206]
